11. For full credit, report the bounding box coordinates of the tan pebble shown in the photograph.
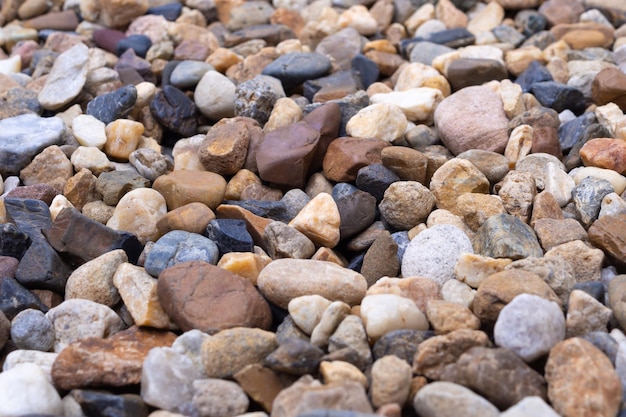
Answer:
[156,202,215,236]
[360,294,429,341]
[370,355,413,408]
[104,119,144,161]
[70,146,115,177]
[363,39,396,54]
[346,103,408,143]
[426,300,481,334]
[505,46,545,76]
[152,170,227,210]
[63,168,102,210]
[456,193,507,232]
[49,195,74,221]
[311,247,347,266]
[172,134,206,171]
[498,79,525,119]
[217,252,270,286]
[467,0,504,35]
[65,249,126,307]
[505,124,534,168]
[565,289,611,338]
[82,200,115,224]
[289,192,340,248]
[429,158,490,216]
[404,3,435,36]
[106,188,167,244]
[206,47,242,73]
[310,301,351,347]
[367,276,440,313]
[263,97,303,133]
[337,5,378,36]
[72,114,107,148]
[454,253,512,289]
[224,169,262,200]
[320,361,368,388]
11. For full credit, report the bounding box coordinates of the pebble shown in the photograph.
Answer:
[145,230,218,277]
[346,103,408,143]
[379,181,435,230]
[359,294,429,341]
[370,354,412,407]
[289,192,340,248]
[192,379,249,417]
[86,84,138,125]
[500,396,560,417]
[413,381,499,417]
[37,42,89,110]
[494,293,565,362]
[262,52,331,91]
[10,308,54,351]
[401,224,473,286]
[106,187,167,244]
[0,363,64,416]
[566,289,612,338]
[65,248,125,307]
[429,158,490,215]
[473,213,543,260]
[194,70,236,120]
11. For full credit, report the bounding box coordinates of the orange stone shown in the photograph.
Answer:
[580,138,626,174]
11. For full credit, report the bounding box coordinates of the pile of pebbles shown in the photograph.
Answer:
[2,0,626,415]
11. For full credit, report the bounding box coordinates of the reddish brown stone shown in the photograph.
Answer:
[6,183,59,205]
[30,289,63,309]
[322,137,390,182]
[152,170,227,210]
[509,107,562,158]
[240,183,283,201]
[530,191,564,227]
[157,260,272,333]
[592,67,626,111]
[580,138,626,174]
[588,214,626,267]
[173,39,212,61]
[550,22,614,49]
[364,50,406,76]
[156,202,216,237]
[302,102,341,175]
[51,326,177,390]
[63,168,102,210]
[271,8,304,37]
[199,118,250,176]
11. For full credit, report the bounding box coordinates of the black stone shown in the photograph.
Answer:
[446,58,508,92]
[558,111,597,152]
[514,60,553,93]
[160,60,181,86]
[0,276,48,320]
[263,338,324,375]
[347,252,364,272]
[5,198,72,292]
[43,207,144,265]
[222,200,291,222]
[204,219,254,255]
[352,54,379,89]
[115,34,152,58]
[372,329,435,364]
[262,52,332,91]
[302,70,363,103]
[449,0,477,11]
[114,48,156,84]
[0,223,31,260]
[355,164,400,204]
[563,123,611,170]
[580,331,619,365]
[149,85,198,137]
[86,85,137,124]
[515,10,547,37]
[401,27,475,56]
[572,281,605,304]
[531,81,587,114]
[332,183,377,240]
[71,390,149,417]
[147,2,182,21]
[223,24,296,47]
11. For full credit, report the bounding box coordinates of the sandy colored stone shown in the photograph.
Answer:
[426,300,481,334]
[65,249,126,307]
[456,193,507,232]
[152,170,227,210]
[63,168,102,210]
[106,188,167,244]
[289,192,340,248]
[320,360,368,388]
[217,251,271,286]
[346,103,408,143]
[233,364,286,413]
[156,202,215,237]
[429,158,490,216]
[20,145,73,193]
[544,240,604,283]
[104,119,144,161]
[367,276,440,313]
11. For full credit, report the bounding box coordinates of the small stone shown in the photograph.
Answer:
[45,298,125,352]
[263,221,315,260]
[379,181,435,230]
[355,164,400,203]
[65,249,126,307]
[157,260,272,333]
[401,224,473,287]
[361,231,399,287]
[38,43,89,110]
[367,276,440,313]
[545,338,621,417]
[566,289,612,338]
[201,327,278,378]
[608,275,626,331]
[456,149,510,184]
[205,218,254,255]
[234,75,286,125]
[257,259,367,309]
[323,137,390,182]
[104,119,144,161]
[145,230,218,276]
[534,218,588,251]
[149,85,197,137]
[71,390,149,417]
[592,67,626,111]
[10,308,54,351]
[429,158,490,215]
[570,166,626,195]
[19,145,73,193]
[360,294,429,341]
[199,119,250,176]
[70,146,115,177]
[473,213,543,260]
[456,193,507,232]
[320,360,368,388]
[152,170,227,210]
[233,364,285,413]
[288,295,332,335]
[289,193,340,248]
[531,81,586,114]
[264,338,325,375]
[544,240,605,283]
[86,84,138,125]
[332,183,377,240]
[217,251,270,286]
[129,147,170,179]
[346,103,408,143]
[472,269,561,328]
[51,326,176,390]
[262,52,331,91]
[413,381,499,417]
[599,193,626,217]
[426,300,480,334]
[589,214,626,266]
[370,354,412,408]
[494,293,565,362]
[113,263,172,329]
[0,310,9,350]
[194,70,236,121]
[498,170,536,222]
[0,363,64,417]
[106,188,167,245]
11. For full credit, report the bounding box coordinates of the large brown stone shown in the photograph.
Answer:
[592,67,626,111]
[545,338,621,417]
[322,137,390,182]
[157,260,272,333]
[256,121,320,188]
[381,146,429,184]
[472,269,561,328]
[51,326,177,390]
[198,118,250,176]
[589,214,626,267]
[302,102,341,175]
[152,170,226,210]
[580,138,626,174]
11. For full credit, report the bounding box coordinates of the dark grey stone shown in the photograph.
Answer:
[10,308,55,351]
[150,85,198,137]
[264,338,324,375]
[351,54,379,89]
[302,70,362,102]
[531,81,586,114]
[262,52,332,91]
[71,390,149,417]
[86,84,137,125]
[205,219,254,256]
[473,213,543,260]
[493,24,526,47]
[355,164,400,204]
[572,281,605,304]
[96,170,151,206]
[144,230,219,277]
[572,177,614,228]
[223,24,296,48]
[147,2,182,20]
[281,189,311,221]
[222,200,291,222]
[0,223,31,260]
[332,183,377,240]
[515,10,547,37]
[0,276,48,320]
[515,60,553,93]
[558,111,597,152]
[116,34,152,58]
[408,41,455,66]
[581,331,619,365]
[373,329,435,364]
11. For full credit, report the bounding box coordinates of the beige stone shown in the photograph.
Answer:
[454,253,512,289]
[370,355,413,407]
[264,97,303,132]
[320,361,368,388]
[217,252,270,286]
[466,0,504,35]
[505,124,533,168]
[65,249,126,307]
[565,290,611,338]
[426,300,481,334]
[104,119,144,161]
[152,170,227,210]
[544,240,605,283]
[429,158,490,216]
[367,276,440,313]
[289,192,340,248]
[505,46,544,77]
[345,103,408,143]
[456,193,507,232]
[106,188,167,244]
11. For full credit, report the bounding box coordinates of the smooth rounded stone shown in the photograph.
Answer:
[149,85,197,137]
[440,279,476,308]
[323,137,389,182]
[2,349,58,380]
[599,193,626,218]
[37,43,88,111]
[494,293,565,362]
[263,221,315,260]
[456,149,509,184]
[103,119,144,162]
[345,103,408,143]
[310,301,351,348]
[112,263,171,329]
[530,81,586,114]
[194,70,236,121]
[65,249,126,307]
[546,338,621,417]
[429,158,490,215]
[446,58,507,92]
[272,377,373,417]
[566,289,612,338]
[473,213,543,260]
[201,327,278,378]
[69,146,114,177]
[609,275,626,331]
[379,146,427,185]
[45,299,125,352]
[449,346,548,410]
[264,337,324,375]
[145,231,219,277]
[472,269,561,328]
[572,176,614,228]
[434,85,509,155]
[0,114,65,177]
[158,260,272,333]
[370,88,443,124]
[425,300,480,335]
[116,34,152,58]
[258,259,367,309]
[106,188,167,245]
[152,170,226,210]
[10,308,54,351]
[379,181,435,230]
[234,75,285,125]
[167,60,212,90]
[370,354,412,408]
[366,276,440,314]
[217,251,270,286]
[288,193,340,248]
[0,363,64,417]
[87,85,138,125]
[331,183,377,240]
[262,52,331,91]
[592,67,626,111]
[501,396,560,417]
[191,378,249,417]
[319,360,368,388]
[401,224,473,286]
[288,295,332,335]
[413,381,499,417]
[359,294,429,341]
[141,347,204,413]
[589,214,626,266]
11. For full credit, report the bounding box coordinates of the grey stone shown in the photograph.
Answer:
[235,74,286,125]
[413,381,499,417]
[191,379,249,417]
[572,177,614,228]
[144,230,219,277]
[170,60,214,89]
[263,221,315,259]
[473,214,543,260]
[10,308,55,351]
[37,43,89,111]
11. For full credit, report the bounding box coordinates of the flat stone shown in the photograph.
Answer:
[205,218,254,255]
[37,43,89,110]
[453,253,512,290]
[264,338,325,375]
[145,230,219,277]
[361,231,399,287]
[86,85,138,125]
[534,218,588,251]
[157,260,272,332]
[263,221,315,260]
[0,276,48,320]
[426,300,480,335]
[149,85,197,137]
[262,52,331,91]
[413,381,499,417]
[51,326,177,390]
[257,258,367,309]
[500,396,560,417]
